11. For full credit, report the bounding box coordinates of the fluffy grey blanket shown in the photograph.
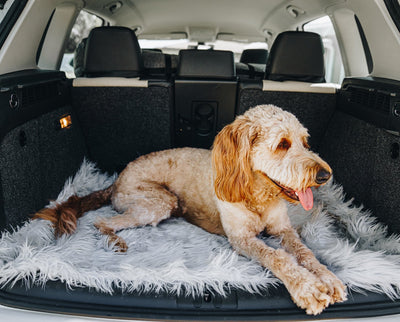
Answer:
[1,160,400,298]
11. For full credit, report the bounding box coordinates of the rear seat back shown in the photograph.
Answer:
[174,50,237,148]
[72,27,173,173]
[238,31,338,150]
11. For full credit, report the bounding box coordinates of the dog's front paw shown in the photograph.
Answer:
[315,266,347,304]
[287,269,331,315]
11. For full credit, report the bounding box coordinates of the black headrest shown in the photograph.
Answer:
[142,49,173,79]
[73,38,87,77]
[240,49,268,64]
[177,50,236,80]
[142,49,166,70]
[84,26,143,78]
[265,31,325,83]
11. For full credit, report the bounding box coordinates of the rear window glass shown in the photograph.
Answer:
[60,10,103,78]
[0,0,17,22]
[0,0,27,50]
[304,16,345,84]
[138,39,268,62]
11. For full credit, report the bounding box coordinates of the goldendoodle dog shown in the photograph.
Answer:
[34,104,347,315]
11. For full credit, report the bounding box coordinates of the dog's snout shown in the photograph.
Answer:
[315,168,331,184]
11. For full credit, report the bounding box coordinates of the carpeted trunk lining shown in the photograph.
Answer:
[0,106,87,229]
[319,111,400,234]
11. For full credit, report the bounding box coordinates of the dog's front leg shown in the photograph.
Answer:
[265,208,347,305]
[218,201,331,315]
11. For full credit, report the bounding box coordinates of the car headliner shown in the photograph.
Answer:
[83,0,337,43]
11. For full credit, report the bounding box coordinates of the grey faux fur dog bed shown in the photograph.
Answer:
[1,160,400,298]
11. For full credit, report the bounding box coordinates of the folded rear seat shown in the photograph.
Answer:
[238,31,339,149]
[72,27,173,173]
[174,49,237,148]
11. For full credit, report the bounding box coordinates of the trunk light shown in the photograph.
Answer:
[59,115,72,129]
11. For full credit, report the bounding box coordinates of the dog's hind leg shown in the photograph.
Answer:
[94,182,179,252]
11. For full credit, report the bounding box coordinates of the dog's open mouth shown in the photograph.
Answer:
[270,179,314,211]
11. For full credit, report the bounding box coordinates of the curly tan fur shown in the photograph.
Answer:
[212,118,258,203]
[33,105,346,314]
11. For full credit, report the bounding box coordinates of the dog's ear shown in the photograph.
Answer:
[212,118,257,203]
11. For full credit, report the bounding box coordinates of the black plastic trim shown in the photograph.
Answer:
[0,69,69,142]
[354,15,373,74]
[238,79,263,91]
[0,0,28,50]
[174,79,238,149]
[339,77,400,131]
[0,69,66,87]
[0,281,400,321]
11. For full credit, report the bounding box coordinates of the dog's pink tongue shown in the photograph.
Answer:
[297,188,313,211]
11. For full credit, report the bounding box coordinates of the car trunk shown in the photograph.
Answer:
[1,69,400,320]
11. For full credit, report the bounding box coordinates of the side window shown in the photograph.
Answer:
[0,0,26,50]
[60,10,103,78]
[304,16,345,84]
[0,0,16,21]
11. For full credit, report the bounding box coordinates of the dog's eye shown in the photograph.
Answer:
[277,138,291,150]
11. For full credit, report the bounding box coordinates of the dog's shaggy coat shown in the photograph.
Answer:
[33,105,346,314]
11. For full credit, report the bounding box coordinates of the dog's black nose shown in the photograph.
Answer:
[316,169,331,184]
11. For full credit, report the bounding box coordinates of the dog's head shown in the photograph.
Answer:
[212,104,331,210]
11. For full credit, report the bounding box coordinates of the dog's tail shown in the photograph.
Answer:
[33,185,113,237]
